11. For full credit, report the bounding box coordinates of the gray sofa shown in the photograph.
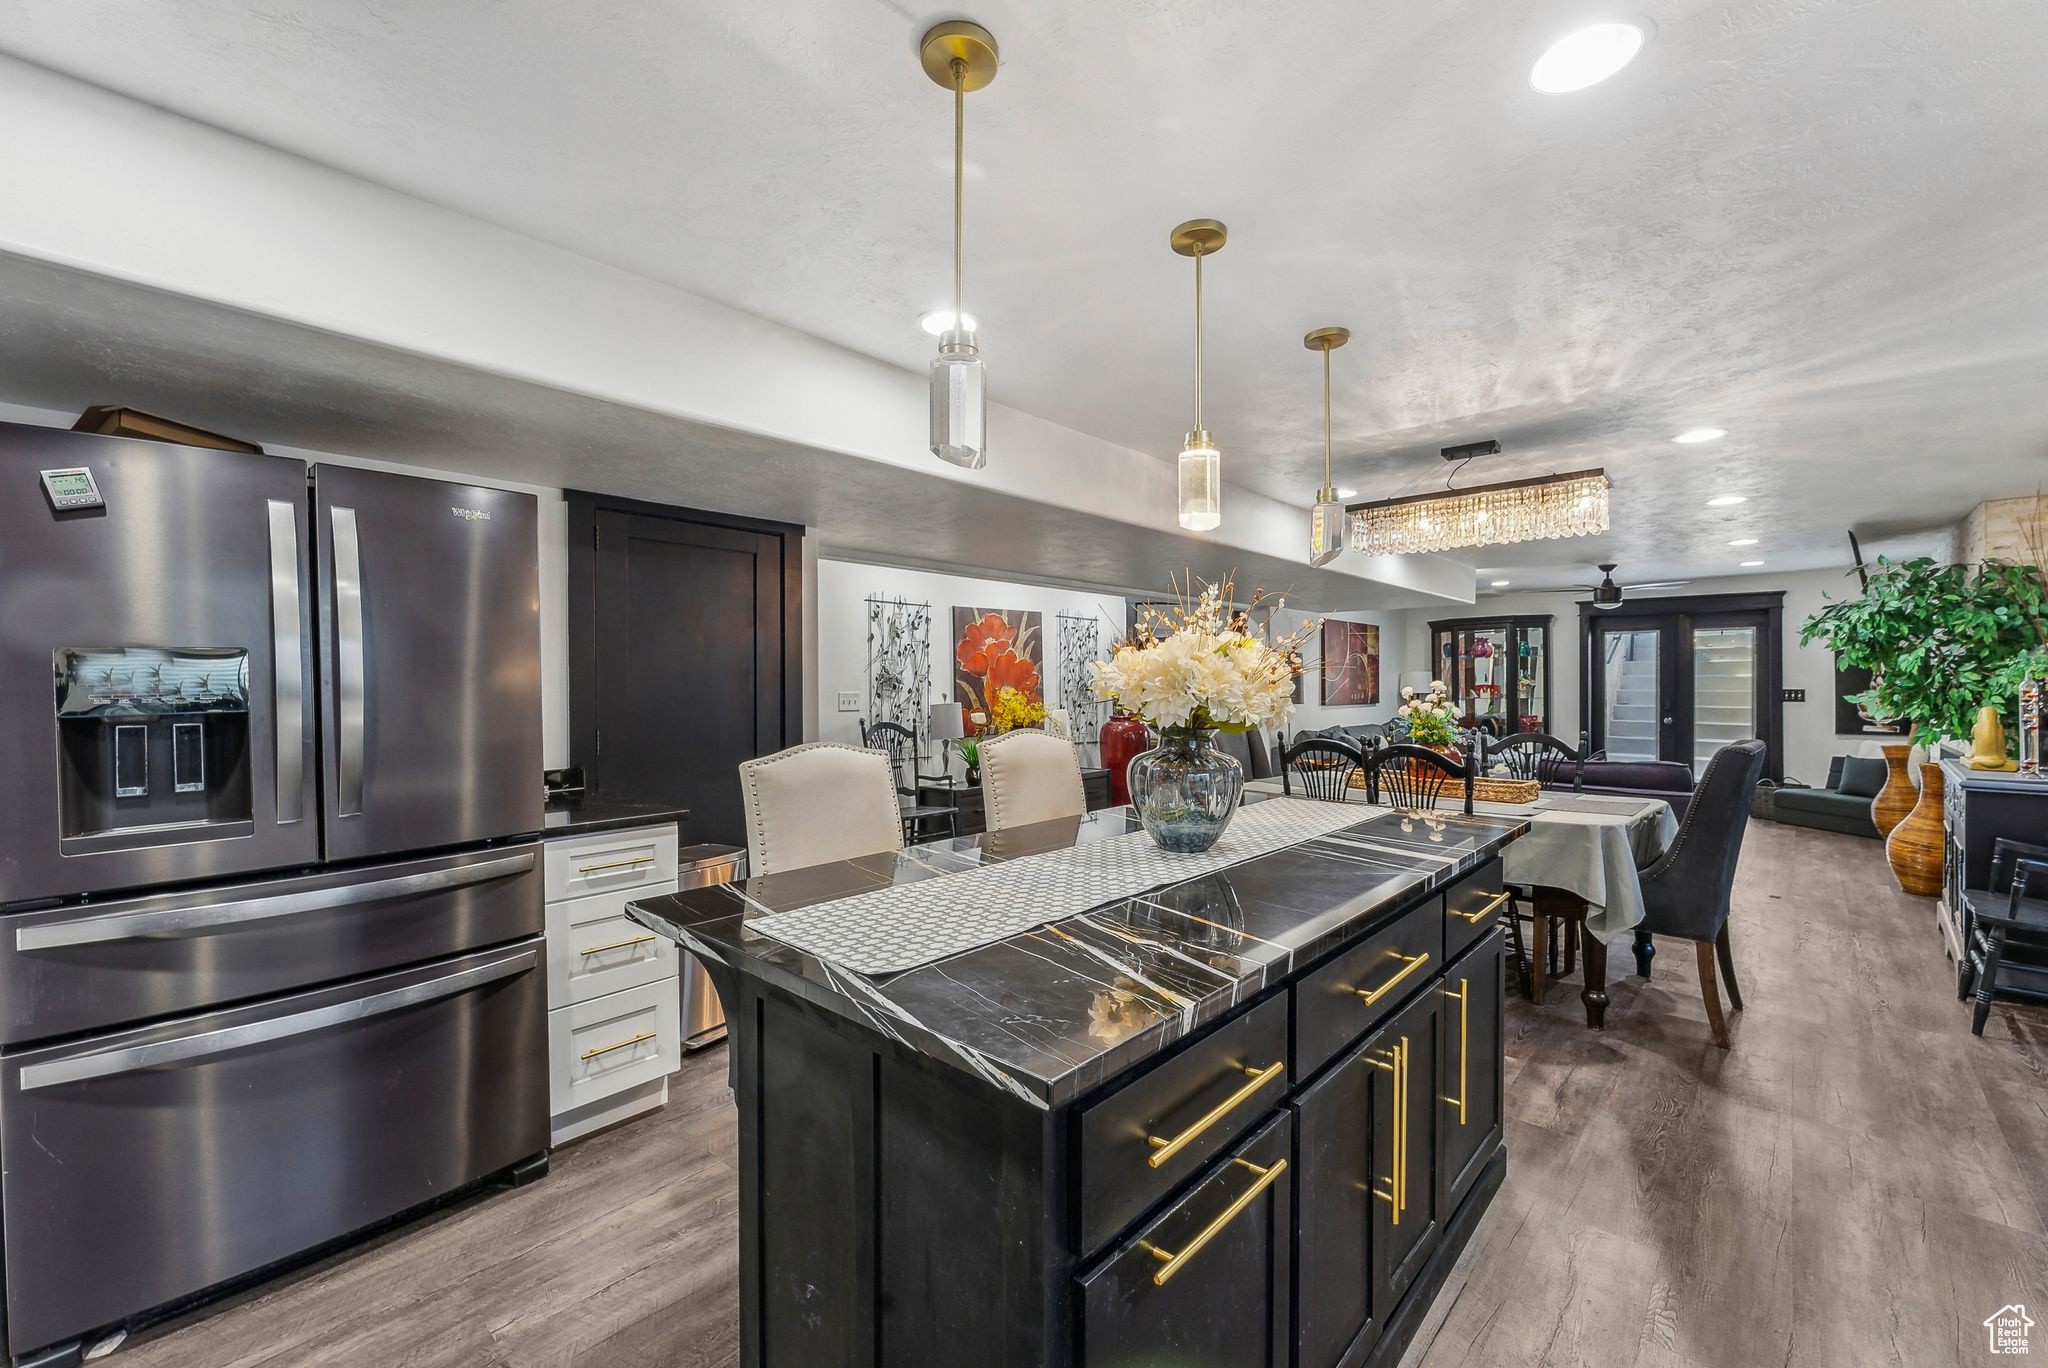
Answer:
[1769,755,1883,838]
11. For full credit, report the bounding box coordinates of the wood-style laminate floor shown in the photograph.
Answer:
[117,821,2047,1368]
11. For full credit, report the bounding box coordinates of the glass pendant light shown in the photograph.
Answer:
[1305,326,1350,566]
[920,22,999,469]
[1170,219,1227,531]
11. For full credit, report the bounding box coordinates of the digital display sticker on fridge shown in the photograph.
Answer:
[0,422,549,1366]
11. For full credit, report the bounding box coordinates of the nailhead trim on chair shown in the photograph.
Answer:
[979,729,1087,832]
[739,741,902,876]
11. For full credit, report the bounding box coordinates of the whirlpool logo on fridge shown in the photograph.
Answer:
[450,506,493,522]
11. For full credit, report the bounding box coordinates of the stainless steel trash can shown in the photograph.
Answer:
[676,844,745,1050]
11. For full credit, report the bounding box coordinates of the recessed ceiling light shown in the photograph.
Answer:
[919,309,979,337]
[1335,487,1357,499]
[1706,494,1747,507]
[1530,21,1647,94]
[1672,427,1727,444]
[1728,538,1759,546]
[1739,560,1765,567]
[1490,580,1511,587]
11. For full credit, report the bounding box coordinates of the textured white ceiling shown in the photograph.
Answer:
[3,0,2046,592]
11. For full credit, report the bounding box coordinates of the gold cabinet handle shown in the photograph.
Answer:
[577,855,656,874]
[1355,952,1430,1006]
[1441,979,1469,1125]
[1142,1155,1289,1286]
[1366,1037,1410,1223]
[1450,890,1512,924]
[1145,1061,1286,1169]
[580,1030,657,1061]
[580,933,658,957]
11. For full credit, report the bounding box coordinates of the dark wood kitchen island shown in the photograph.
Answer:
[627,798,1525,1368]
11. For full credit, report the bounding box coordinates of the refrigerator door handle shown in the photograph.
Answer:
[16,945,539,1092]
[13,851,536,951]
[266,499,306,824]
[331,504,367,815]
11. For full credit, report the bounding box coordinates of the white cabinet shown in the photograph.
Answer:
[543,823,680,1145]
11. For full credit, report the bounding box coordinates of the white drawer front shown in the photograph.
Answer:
[546,884,678,1008]
[544,825,679,901]
[547,979,680,1116]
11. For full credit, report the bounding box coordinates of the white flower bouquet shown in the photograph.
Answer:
[1397,680,1461,750]
[1089,578,1312,734]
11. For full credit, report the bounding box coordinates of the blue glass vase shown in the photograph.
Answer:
[1128,727,1244,853]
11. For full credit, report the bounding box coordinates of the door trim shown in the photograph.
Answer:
[565,492,805,792]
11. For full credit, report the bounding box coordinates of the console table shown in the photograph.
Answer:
[1940,754,2048,965]
[917,766,1112,836]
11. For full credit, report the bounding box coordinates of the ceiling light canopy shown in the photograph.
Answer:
[1490,580,1512,587]
[1530,21,1646,94]
[1706,493,1747,507]
[1350,470,1610,557]
[1672,427,1727,444]
[921,21,999,470]
[920,309,979,337]
[1728,537,1759,546]
[1305,325,1350,566]
[1171,218,1228,532]
[1740,559,1765,567]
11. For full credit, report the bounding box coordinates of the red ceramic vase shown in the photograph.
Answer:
[1099,712,1151,807]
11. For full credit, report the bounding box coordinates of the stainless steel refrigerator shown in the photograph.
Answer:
[0,423,549,1366]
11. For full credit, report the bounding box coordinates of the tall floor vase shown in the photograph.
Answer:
[1871,743,1917,838]
[1884,761,1946,897]
[1099,712,1150,807]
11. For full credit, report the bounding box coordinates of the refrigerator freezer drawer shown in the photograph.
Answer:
[0,940,547,1358]
[0,843,543,1046]
[545,882,679,1009]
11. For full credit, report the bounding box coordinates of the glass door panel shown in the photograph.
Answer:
[1597,628,1663,763]
[1518,626,1547,734]
[1691,625,1758,775]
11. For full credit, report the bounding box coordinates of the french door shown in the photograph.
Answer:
[1584,599,1782,781]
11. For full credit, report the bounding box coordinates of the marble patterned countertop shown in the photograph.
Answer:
[627,800,1526,1108]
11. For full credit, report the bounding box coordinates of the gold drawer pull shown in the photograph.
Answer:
[580,1030,657,1061]
[1450,890,1512,924]
[1442,979,1469,1125]
[1145,1061,1286,1169]
[1355,951,1430,1005]
[580,933,658,957]
[1142,1155,1289,1286]
[577,855,656,875]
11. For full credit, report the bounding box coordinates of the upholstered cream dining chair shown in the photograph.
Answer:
[738,742,904,876]
[979,728,1087,833]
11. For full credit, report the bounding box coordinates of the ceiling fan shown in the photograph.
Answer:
[1578,563,1691,610]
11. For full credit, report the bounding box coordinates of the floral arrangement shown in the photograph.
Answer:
[1089,576,1313,733]
[1398,680,1461,750]
[985,685,1047,734]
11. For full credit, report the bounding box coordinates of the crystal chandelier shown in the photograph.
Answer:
[1170,219,1228,531]
[920,22,1000,469]
[1349,469,1610,556]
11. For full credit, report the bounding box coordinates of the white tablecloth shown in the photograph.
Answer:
[1241,779,1678,944]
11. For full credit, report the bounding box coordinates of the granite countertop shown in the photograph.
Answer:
[627,799,1525,1108]
[542,794,690,837]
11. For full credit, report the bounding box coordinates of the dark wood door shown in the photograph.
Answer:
[1079,1112,1292,1368]
[570,498,802,846]
[1291,1033,1384,1368]
[1371,988,1442,1310]
[1582,593,1785,781]
[1439,928,1507,1215]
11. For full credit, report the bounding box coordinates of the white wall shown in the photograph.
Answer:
[813,559,1126,763]
[0,401,576,769]
[1392,566,1878,784]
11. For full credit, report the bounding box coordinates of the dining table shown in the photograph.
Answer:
[1242,777,1680,1027]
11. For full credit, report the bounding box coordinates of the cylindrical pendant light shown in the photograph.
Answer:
[920,22,1000,470]
[1305,326,1350,566]
[1170,219,1227,532]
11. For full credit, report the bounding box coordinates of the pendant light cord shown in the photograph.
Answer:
[1322,343,1333,493]
[952,58,966,326]
[1193,247,1205,430]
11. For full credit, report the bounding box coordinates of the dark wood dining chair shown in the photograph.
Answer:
[1960,837,2048,1035]
[1632,739,1767,1047]
[1483,732,1586,792]
[1481,732,1585,1000]
[1279,737,1364,802]
[1361,739,1475,816]
[860,719,959,844]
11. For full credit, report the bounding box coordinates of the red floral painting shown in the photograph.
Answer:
[952,607,1043,732]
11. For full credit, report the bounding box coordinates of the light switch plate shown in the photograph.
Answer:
[837,691,860,712]
[1782,688,1806,703]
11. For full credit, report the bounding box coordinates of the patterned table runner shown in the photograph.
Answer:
[746,798,1376,975]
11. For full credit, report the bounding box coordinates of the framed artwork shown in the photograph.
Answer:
[1834,655,1907,735]
[953,606,1043,733]
[1320,619,1380,707]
